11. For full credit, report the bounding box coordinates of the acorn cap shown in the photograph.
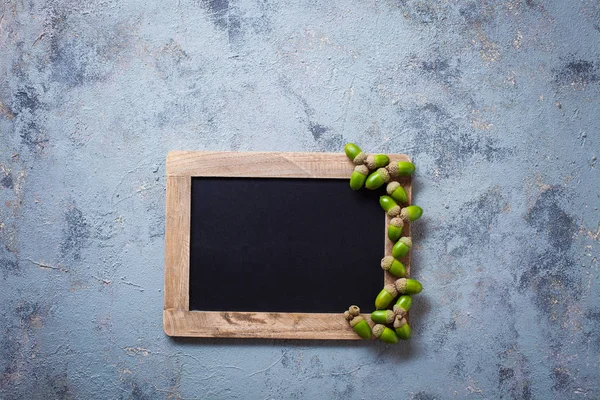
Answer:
[344,311,353,320]
[386,181,400,195]
[393,316,407,329]
[381,256,394,271]
[398,237,412,248]
[354,164,369,176]
[388,205,401,217]
[393,305,407,318]
[377,167,390,182]
[348,305,361,316]
[349,315,365,327]
[372,324,385,338]
[395,278,407,293]
[387,162,400,177]
[400,208,410,221]
[365,155,377,170]
[353,152,367,165]
[383,310,396,324]
[390,218,404,228]
[384,283,398,297]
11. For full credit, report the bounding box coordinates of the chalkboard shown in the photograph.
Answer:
[189,177,383,313]
[163,151,412,339]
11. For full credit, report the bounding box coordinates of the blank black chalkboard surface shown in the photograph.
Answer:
[164,151,413,339]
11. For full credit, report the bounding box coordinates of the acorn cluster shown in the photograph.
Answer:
[343,143,423,343]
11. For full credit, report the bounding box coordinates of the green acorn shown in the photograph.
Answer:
[372,324,399,344]
[375,283,398,309]
[349,316,372,339]
[379,195,401,217]
[387,218,404,242]
[393,295,412,318]
[370,309,396,324]
[392,237,412,259]
[344,143,362,161]
[387,161,415,177]
[349,165,369,191]
[386,182,408,204]
[344,305,371,340]
[380,256,406,278]
[365,154,390,170]
[365,168,390,190]
[400,205,423,222]
[395,278,423,295]
[393,316,411,340]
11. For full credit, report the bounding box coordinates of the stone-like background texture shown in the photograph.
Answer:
[1,0,599,398]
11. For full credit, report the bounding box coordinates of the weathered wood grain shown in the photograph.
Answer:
[164,176,191,310]
[164,310,380,339]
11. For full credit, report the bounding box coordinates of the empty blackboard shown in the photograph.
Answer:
[189,177,383,313]
[164,151,412,339]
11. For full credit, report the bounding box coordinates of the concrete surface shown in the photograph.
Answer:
[1,0,599,398]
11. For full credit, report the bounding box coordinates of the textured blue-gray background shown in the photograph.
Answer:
[1,0,599,398]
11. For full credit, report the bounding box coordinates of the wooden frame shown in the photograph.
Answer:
[164,151,412,339]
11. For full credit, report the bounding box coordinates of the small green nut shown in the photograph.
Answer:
[401,205,423,222]
[372,324,399,344]
[387,161,415,177]
[370,309,396,324]
[387,218,404,242]
[381,256,406,278]
[365,168,390,190]
[349,165,369,191]
[379,195,397,212]
[349,316,372,340]
[365,154,390,170]
[393,317,411,340]
[344,143,362,161]
[392,237,412,259]
[375,283,398,309]
[395,278,423,295]
[379,195,401,217]
[386,182,408,204]
[393,295,413,317]
[395,323,411,340]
